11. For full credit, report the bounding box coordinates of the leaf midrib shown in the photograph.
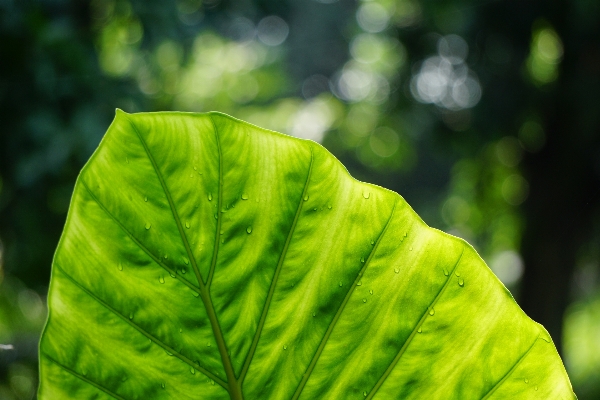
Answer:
[126,115,242,399]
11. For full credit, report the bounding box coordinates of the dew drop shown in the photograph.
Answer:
[159,276,165,284]
[312,312,316,317]
[313,207,317,211]
[161,383,165,389]
[327,204,332,209]
[535,386,538,391]
[363,391,367,397]
[404,232,408,237]
[455,271,461,277]
[145,223,151,230]
[357,281,362,286]
[369,289,373,295]
[118,263,123,271]
[181,268,186,275]
[360,257,365,263]
[524,379,529,384]
[443,268,449,276]
[208,193,213,201]
[429,308,435,316]
[190,367,196,375]
[214,213,218,219]
[362,191,371,199]
[417,327,422,333]
[246,226,252,234]
[184,259,189,265]
[164,254,168,259]
[185,222,190,229]
[129,313,133,320]
[193,292,200,298]
[210,380,215,386]
[179,328,182,333]
[241,193,249,200]
[220,230,224,235]
[303,194,309,201]
[370,240,375,245]
[362,298,367,303]
[458,277,464,287]
[339,281,343,287]
[283,345,287,350]
[409,246,413,251]
[394,268,399,274]
[207,342,211,347]
[144,196,148,202]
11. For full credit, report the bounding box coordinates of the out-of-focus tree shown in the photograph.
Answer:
[0,0,599,398]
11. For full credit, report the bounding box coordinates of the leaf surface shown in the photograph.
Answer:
[39,111,575,399]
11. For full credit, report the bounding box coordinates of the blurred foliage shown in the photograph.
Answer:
[0,0,599,398]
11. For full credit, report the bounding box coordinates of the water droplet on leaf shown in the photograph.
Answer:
[339,281,343,287]
[357,281,362,286]
[458,278,464,287]
[394,268,399,274]
[129,313,133,320]
[429,308,435,316]
[360,257,365,263]
[241,193,249,200]
[118,263,123,271]
[362,298,367,303]
[144,196,148,202]
[246,226,252,234]
[208,193,213,201]
[185,222,190,229]
[283,345,287,350]
[443,268,449,276]
[190,367,195,375]
[145,223,151,230]
[159,276,165,284]
[161,383,165,389]
[369,289,373,295]
[418,327,422,333]
[362,191,370,199]
[303,195,309,201]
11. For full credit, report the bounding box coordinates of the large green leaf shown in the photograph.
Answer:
[39,110,575,399]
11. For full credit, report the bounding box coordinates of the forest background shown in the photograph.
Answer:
[0,0,599,398]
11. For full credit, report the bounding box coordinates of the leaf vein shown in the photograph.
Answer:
[291,196,399,400]
[481,334,540,399]
[80,180,201,295]
[54,263,228,388]
[239,145,314,383]
[207,114,223,288]
[125,115,205,288]
[42,352,127,399]
[366,244,466,399]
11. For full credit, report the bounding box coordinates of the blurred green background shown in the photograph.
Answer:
[1,0,599,398]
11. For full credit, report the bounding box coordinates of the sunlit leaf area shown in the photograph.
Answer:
[0,0,599,398]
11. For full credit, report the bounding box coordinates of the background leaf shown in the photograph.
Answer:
[39,111,575,399]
